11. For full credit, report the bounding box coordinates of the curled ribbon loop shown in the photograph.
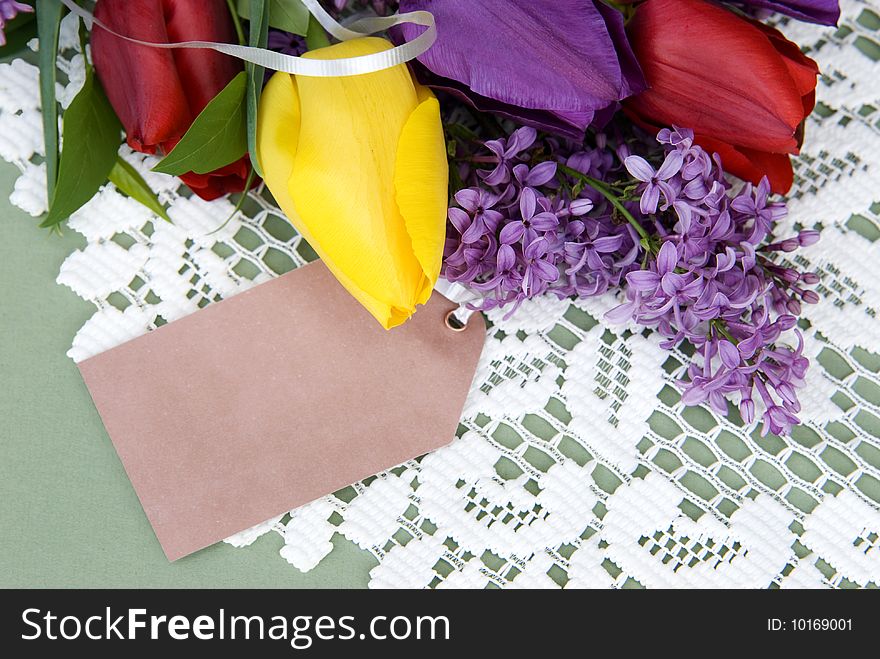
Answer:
[57,0,436,77]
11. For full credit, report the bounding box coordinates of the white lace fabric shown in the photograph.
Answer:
[2,3,878,588]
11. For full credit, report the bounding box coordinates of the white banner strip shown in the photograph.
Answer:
[57,0,435,78]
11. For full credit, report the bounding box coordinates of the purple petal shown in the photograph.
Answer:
[593,0,647,95]
[454,188,480,212]
[798,229,821,246]
[593,235,624,253]
[660,272,688,296]
[482,209,504,233]
[740,399,755,424]
[569,198,594,216]
[524,237,549,260]
[461,217,487,244]
[656,150,684,180]
[531,212,560,231]
[508,126,537,154]
[533,259,559,281]
[497,244,516,271]
[499,222,526,245]
[512,163,531,185]
[519,187,537,220]
[397,0,646,139]
[718,340,740,369]
[624,155,654,182]
[656,240,678,275]
[527,161,558,186]
[626,270,660,291]
[605,301,635,324]
[448,207,471,235]
[680,383,708,406]
[410,69,595,139]
[479,163,511,187]
[640,184,661,215]
[736,1,840,27]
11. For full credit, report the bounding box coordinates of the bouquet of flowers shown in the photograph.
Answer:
[3,0,839,436]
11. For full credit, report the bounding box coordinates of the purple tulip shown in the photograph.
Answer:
[394,0,645,139]
[735,0,840,26]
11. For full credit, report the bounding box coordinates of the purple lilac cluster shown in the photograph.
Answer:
[610,128,819,435]
[0,0,32,47]
[443,125,820,435]
[443,126,640,312]
[267,29,307,57]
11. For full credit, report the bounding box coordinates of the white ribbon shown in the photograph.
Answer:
[434,278,481,327]
[57,0,435,77]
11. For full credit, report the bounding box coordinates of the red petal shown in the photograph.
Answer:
[178,156,255,201]
[696,135,794,194]
[92,0,192,150]
[626,0,813,153]
[750,19,819,99]
[161,0,242,116]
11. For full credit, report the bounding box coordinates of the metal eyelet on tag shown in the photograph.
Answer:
[435,278,481,333]
[444,309,468,332]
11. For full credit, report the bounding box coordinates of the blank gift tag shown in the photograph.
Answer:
[78,262,485,561]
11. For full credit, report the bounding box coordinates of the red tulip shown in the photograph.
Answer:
[623,0,819,194]
[91,0,253,200]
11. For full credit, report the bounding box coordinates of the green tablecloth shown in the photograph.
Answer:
[0,164,375,587]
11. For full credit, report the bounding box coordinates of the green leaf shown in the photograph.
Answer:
[245,0,269,178]
[153,71,248,176]
[207,166,257,235]
[36,0,64,202]
[305,13,330,50]
[108,156,171,223]
[41,72,122,227]
[225,0,246,44]
[237,0,308,36]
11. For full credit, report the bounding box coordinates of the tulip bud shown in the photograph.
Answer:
[623,0,819,194]
[257,38,448,329]
[92,0,253,200]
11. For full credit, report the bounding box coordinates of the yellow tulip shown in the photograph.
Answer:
[257,37,449,329]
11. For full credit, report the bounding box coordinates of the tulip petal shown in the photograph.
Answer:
[290,38,424,329]
[412,71,596,139]
[394,88,449,304]
[736,0,840,27]
[260,38,449,329]
[161,0,242,116]
[257,72,402,326]
[697,135,794,194]
[92,0,192,151]
[397,0,644,118]
[626,0,814,154]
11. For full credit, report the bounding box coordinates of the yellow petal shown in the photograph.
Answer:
[291,37,426,329]
[257,72,300,220]
[257,71,402,325]
[258,39,448,330]
[394,88,448,306]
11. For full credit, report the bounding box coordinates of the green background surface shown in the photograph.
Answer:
[0,164,375,587]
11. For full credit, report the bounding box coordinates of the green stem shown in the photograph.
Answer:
[207,166,257,235]
[711,318,738,344]
[226,0,246,46]
[36,0,63,202]
[557,163,650,243]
